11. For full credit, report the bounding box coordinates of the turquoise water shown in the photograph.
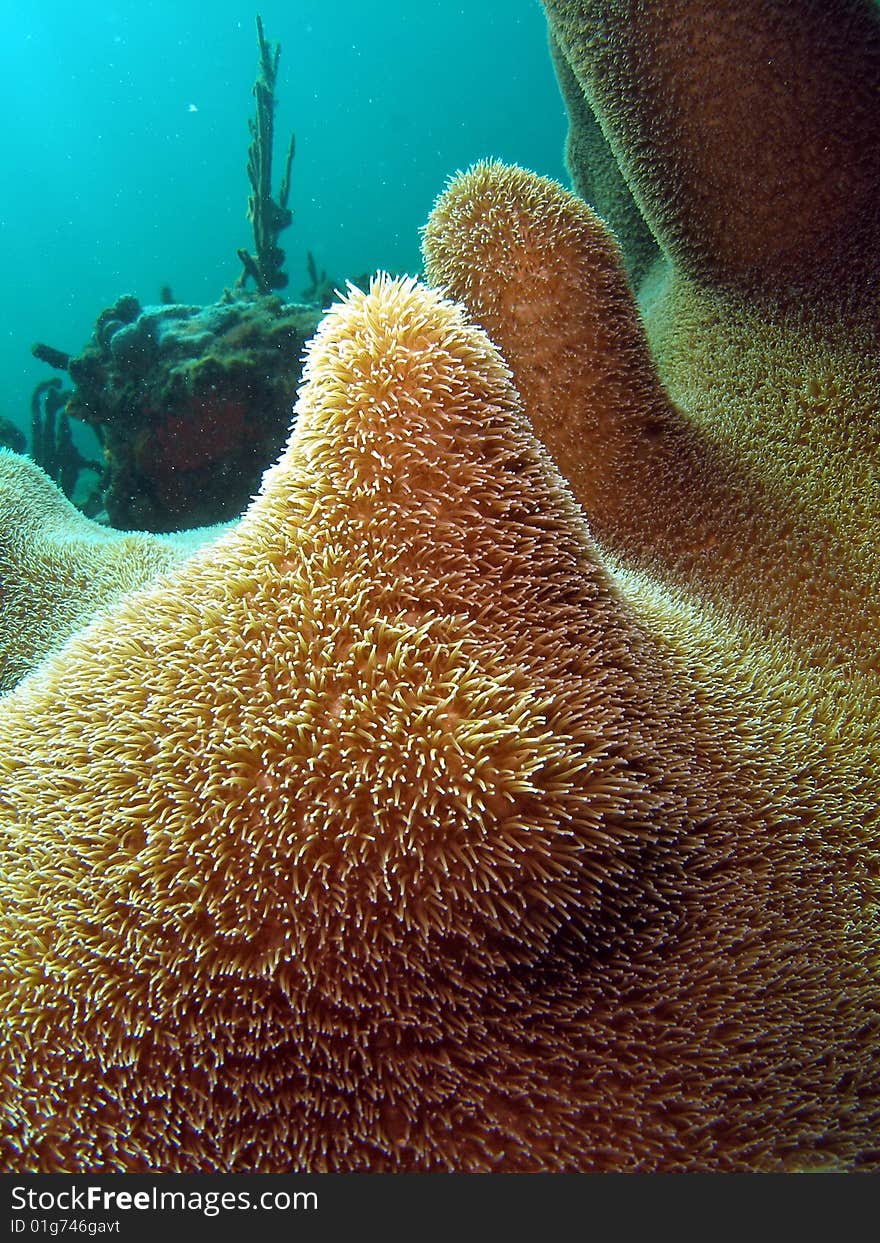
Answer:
[0,0,566,443]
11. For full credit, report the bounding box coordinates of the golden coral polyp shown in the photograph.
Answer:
[524,0,880,672]
[1,270,879,1172]
[0,276,667,1170]
[2,0,880,1172]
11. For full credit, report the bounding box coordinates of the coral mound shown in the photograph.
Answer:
[2,0,879,1174]
[1,275,879,1172]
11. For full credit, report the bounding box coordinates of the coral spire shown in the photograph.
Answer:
[423,162,879,670]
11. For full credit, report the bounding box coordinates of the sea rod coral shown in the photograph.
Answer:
[1,0,879,1173]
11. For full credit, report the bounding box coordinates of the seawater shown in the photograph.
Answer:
[0,0,567,446]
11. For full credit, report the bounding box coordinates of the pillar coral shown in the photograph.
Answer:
[543,0,880,295]
[2,0,880,1174]
[0,274,878,1172]
[424,0,880,678]
[423,161,879,675]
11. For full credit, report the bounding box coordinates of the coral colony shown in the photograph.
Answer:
[30,18,323,533]
[1,1,879,1171]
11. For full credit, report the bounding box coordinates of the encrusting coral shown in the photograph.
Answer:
[2,0,879,1175]
[1,274,879,1172]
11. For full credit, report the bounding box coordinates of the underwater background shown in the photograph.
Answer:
[0,0,567,448]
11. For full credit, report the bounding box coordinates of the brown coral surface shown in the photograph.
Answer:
[525,0,880,674]
[422,161,880,673]
[1,276,878,1172]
